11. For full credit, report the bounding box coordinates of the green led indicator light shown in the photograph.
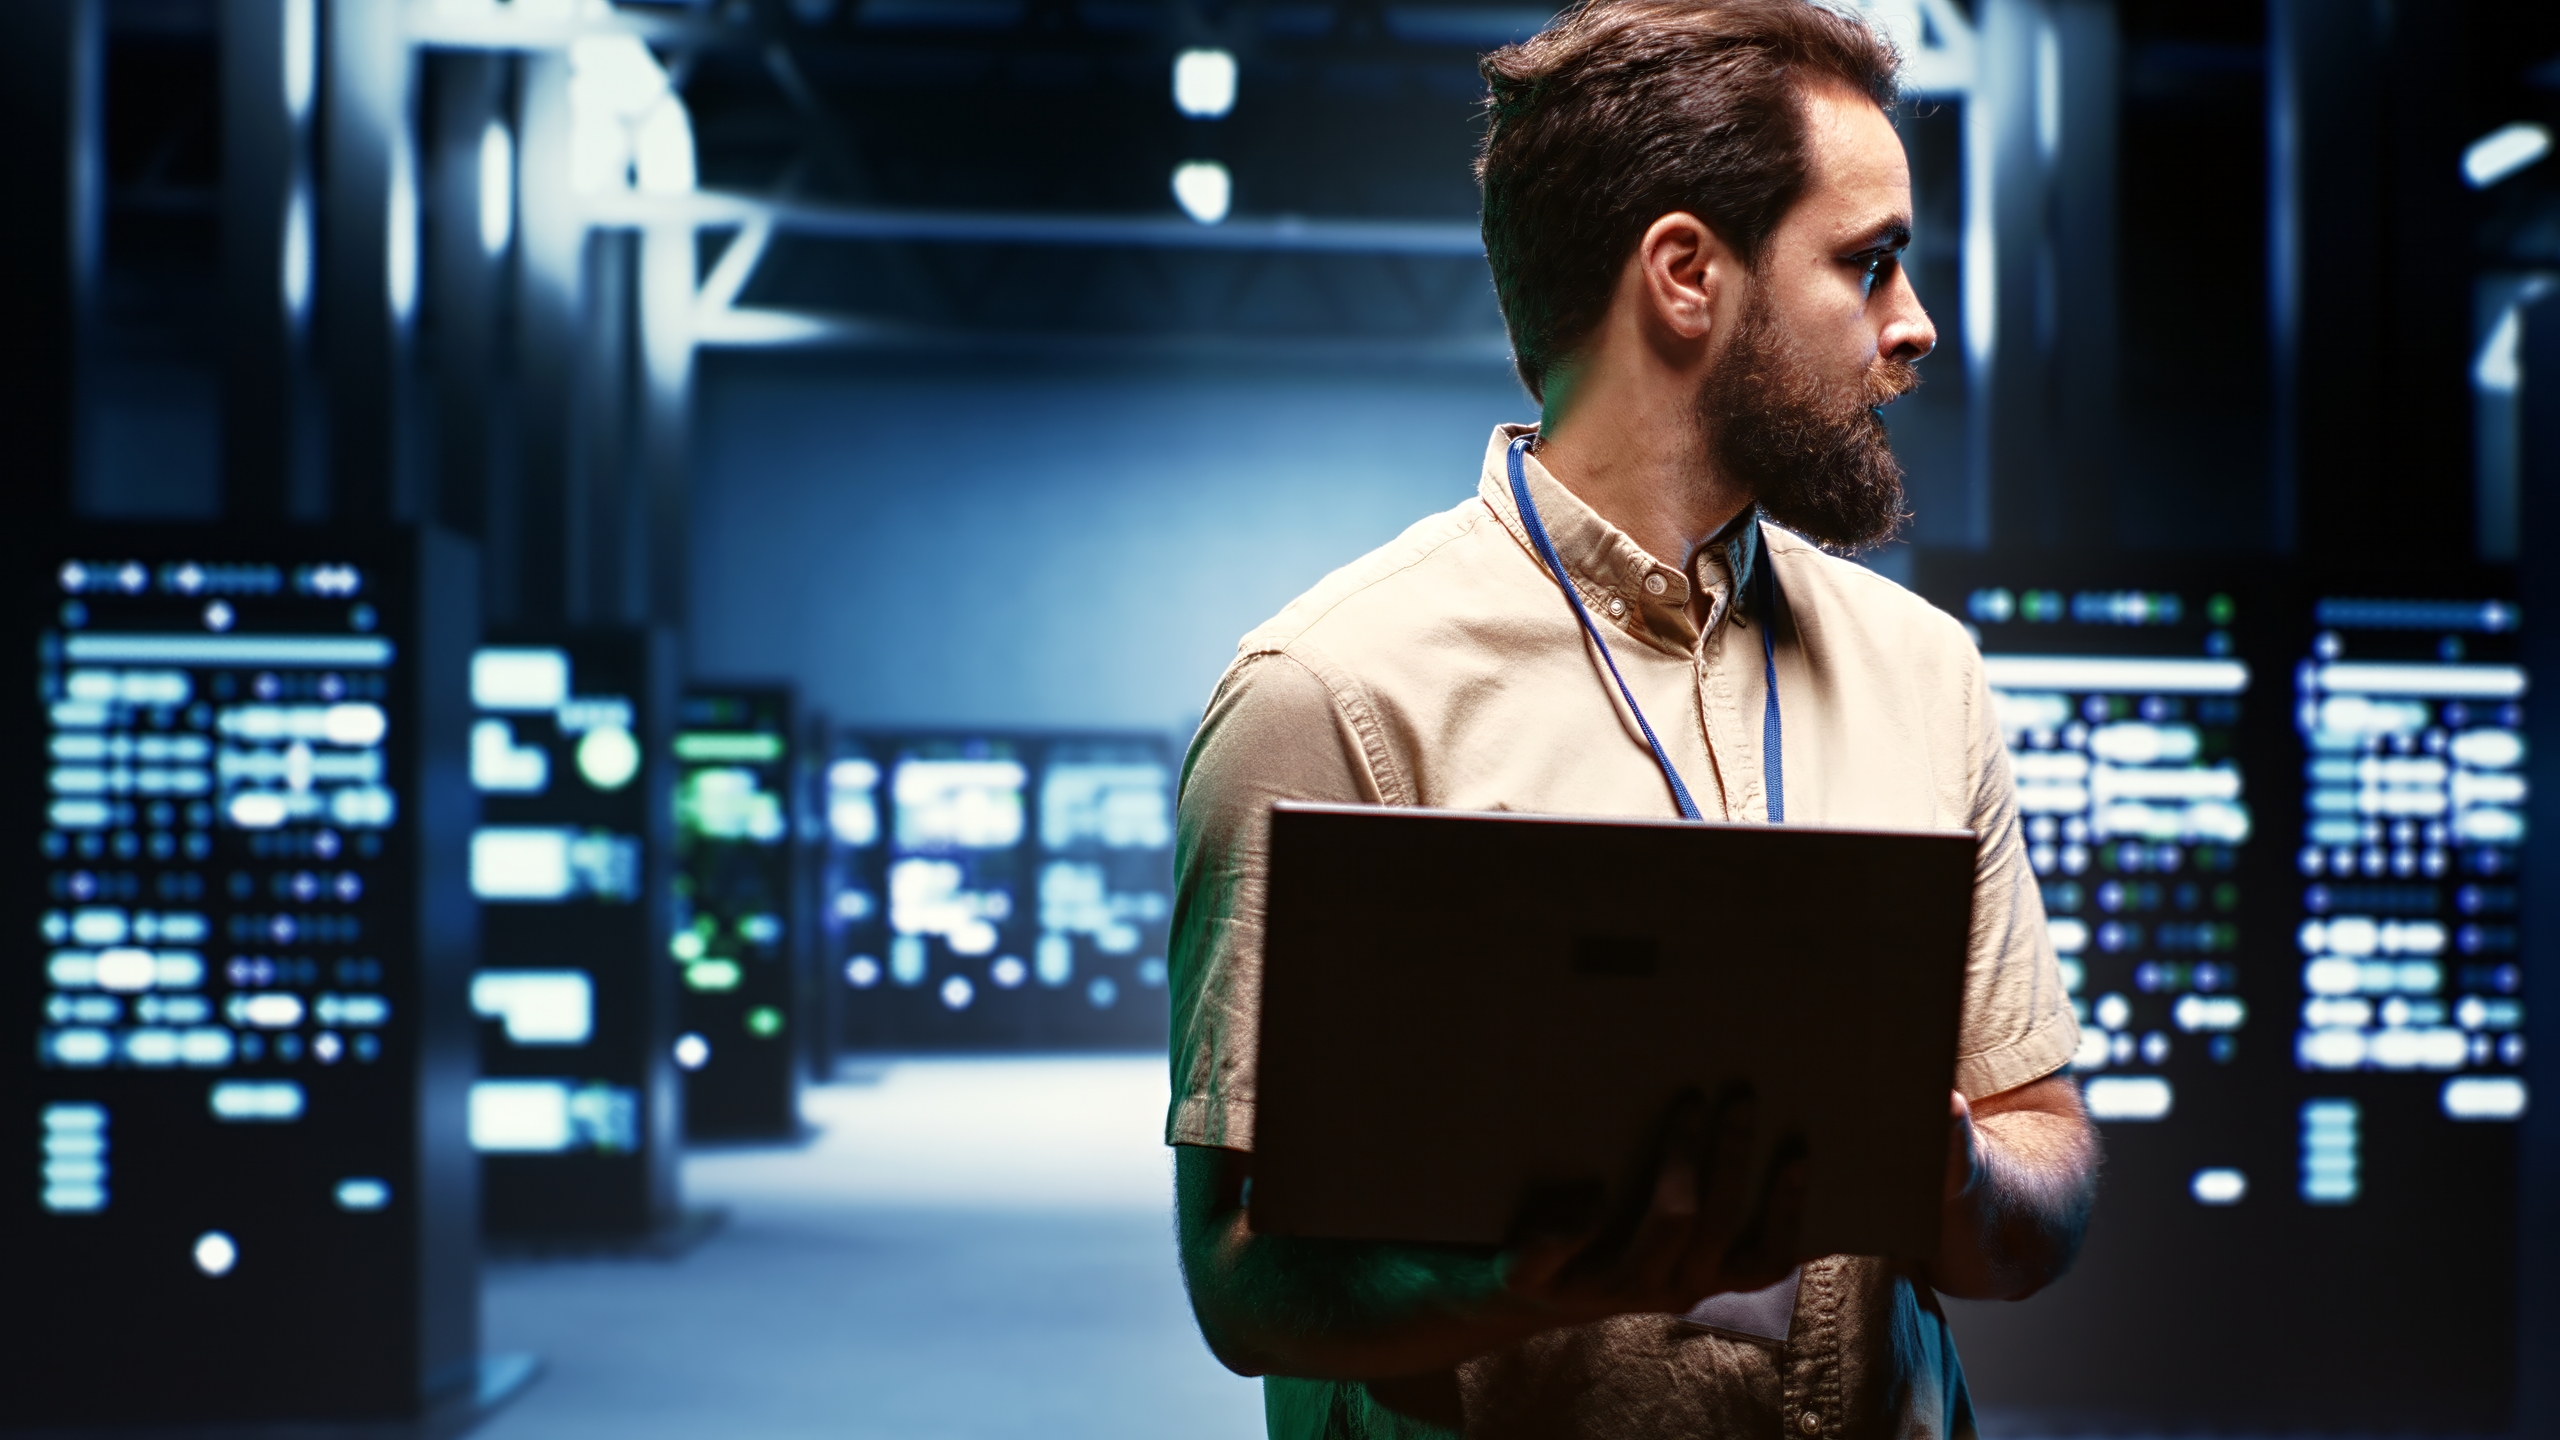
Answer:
[745,1006,784,1038]
[685,959,743,992]
[674,731,784,764]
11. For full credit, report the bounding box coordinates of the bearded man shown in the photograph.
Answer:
[1165,2,2100,1436]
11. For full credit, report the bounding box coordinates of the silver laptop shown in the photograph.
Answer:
[1249,802,1977,1261]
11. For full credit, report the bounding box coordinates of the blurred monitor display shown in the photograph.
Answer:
[469,632,675,1240]
[1914,558,2520,1435]
[824,733,1175,1050]
[7,529,475,1425]
[671,688,800,1139]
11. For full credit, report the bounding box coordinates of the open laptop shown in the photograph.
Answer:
[1249,802,1977,1261]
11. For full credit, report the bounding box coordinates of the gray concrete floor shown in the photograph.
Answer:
[473,1059,1266,1440]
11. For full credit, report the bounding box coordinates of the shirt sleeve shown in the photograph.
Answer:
[1951,652,2084,1100]
[1166,649,1381,1151]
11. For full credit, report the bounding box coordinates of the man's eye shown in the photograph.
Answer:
[1854,251,1900,299]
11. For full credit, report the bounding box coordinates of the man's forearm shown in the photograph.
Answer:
[1930,1079,2100,1301]
[1177,1146,1560,1379]
[1188,1214,1554,1378]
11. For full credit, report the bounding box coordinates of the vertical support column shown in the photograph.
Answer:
[2378,0,2472,555]
[576,232,636,625]
[513,53,579,628]
[640,223,696,632]
[2047,0,2117,547]
[2516,288,2560,1440]
[1967,0,2055,551]
[321,0,411,523]
[2268,0,2472,562]
[0,0,95,523]
[222,0,312,522]
[428,52,506,541]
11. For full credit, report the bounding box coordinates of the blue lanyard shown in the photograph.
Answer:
[1506,435,1786,824]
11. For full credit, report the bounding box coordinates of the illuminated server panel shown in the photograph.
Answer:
[825,733,1175,1050]
[1953,583,2259,1148]
[670,688,800,1139]
[6,529,477,1426]
[468,633,678,1240]
[1915,560,2520,1435]
[2287,596,2528,1203]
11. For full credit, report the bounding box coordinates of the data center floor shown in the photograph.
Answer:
[475,1057,1265,1440]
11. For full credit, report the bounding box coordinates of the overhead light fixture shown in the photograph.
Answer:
[1173,47,1238,119]
[388,136,420,325]
[282,179,314,328]
[281,0,316,123]
[478,121,515,257]
[1171,160,1231,225]
[2463,122,2551,190]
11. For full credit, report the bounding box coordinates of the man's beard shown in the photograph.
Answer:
[1697,294,1918,553]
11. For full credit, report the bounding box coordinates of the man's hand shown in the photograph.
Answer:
[1928,1075,2099,1301]
[1499,1091,1806,1326]
[1174,1091,1806,1386]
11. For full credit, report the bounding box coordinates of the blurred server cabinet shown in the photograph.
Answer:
[670,688,801,1140]
[795,707,834,1082]
[5,527,479,1425]
[824,732,1175,1051]
[1913,556,2522,1434]
[467,631,680,1241]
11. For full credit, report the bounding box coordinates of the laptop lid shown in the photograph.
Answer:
[1249,803,1977,1259]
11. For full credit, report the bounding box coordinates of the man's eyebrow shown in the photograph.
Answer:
[1844,219,1912,252]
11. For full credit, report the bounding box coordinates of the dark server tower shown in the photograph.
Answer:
[467,630,680,1242]
[825,731,1177,1052]
[1912,556,2521,1434]
[2,526,479,1425]
[671,687,801,1140]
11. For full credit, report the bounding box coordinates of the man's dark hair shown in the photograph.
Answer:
[1477,0,1901,401]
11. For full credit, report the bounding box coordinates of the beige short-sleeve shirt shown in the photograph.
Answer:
[1169,425,2080,1440]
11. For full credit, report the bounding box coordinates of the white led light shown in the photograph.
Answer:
[1171,160,1231,226]
[2083,1075,2173,1121]
[210,1080,305,1121]
[193,1230,239,1277]
[472,719,549,793]
[673,1033,710,1070]
[471,827,573,901]
[470,1080,574,1153]
[472,648,571,711]
[576,726,642,791]
[471,970,596,1045]
[2442,1075,2527,1121]
[2189,1167,2247,1205]
[2463,122,2552,190]
[1172,48,1238,119]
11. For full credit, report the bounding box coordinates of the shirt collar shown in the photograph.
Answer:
[1477,423,1762,652]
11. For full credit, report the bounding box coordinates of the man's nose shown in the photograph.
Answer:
[1879,271,1936,363]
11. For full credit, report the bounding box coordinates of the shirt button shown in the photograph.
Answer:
[1607,597,1627,617]
[1799,1414,1822,1435]
[1644,573,1668,596]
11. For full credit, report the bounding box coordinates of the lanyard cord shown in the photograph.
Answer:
[1506,435,1785,824]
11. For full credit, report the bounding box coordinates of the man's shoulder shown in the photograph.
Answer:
[1763,525,1978,674]
[1236,494,1508,660]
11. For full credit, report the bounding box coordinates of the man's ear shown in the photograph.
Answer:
[1634,211,1733,343]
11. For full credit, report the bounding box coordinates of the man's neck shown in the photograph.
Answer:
[1531,388,1754,581]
